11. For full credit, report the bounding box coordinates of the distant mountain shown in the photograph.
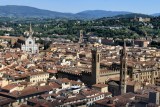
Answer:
[151,13,160,17]
[114,13,152,18]
[0,5,151,19]
[0,5,74,18]
[75,10,131,19]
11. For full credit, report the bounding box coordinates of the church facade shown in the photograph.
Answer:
[21,24,39,54]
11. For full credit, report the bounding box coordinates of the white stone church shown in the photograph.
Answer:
[21,24,39,54]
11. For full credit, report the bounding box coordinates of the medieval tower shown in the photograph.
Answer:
[91,48,100,85]
[120,40,128,94]
[79,30,84,43]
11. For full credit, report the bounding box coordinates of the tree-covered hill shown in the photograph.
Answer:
[0,5,131,19]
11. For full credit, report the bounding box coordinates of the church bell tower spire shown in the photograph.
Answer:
[29,23,33,37]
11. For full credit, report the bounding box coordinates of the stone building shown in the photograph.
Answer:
[107,41,141,96]
[58,42,159,88]
[27,72,50,83]
[21,24,39,54]
[79,30,84,43]
[119,41,128,94]
[82,48,119,85]
[134,39,149,47]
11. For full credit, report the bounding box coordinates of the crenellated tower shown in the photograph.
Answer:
[91,48,101,85]
[119,40,128,94]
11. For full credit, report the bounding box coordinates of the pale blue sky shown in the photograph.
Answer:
[0,0,159,14]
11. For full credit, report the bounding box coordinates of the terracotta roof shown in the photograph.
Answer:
[95,98,111,106]
[0,36,18,39]
[49,82,61,89]
[57,78,71,83]
[81,89,101,97]
[70,80,83,85]
[92,83,108,88]
[64,94,85,103]
[0,85,52,98]
[47,69,57,74]
[2,83,18,91]
[27,98,62,107]
[0,96,15,106]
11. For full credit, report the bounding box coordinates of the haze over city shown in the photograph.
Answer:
[0,0,160,14]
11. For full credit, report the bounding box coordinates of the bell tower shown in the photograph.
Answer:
[79,30,84,43]
[91,48,100,85]
[120,40,128,94]
[29,23,33,37]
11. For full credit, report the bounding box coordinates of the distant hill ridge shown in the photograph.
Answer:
[0,5,156,19]
[75,10,131,19]
[152,13,160,17]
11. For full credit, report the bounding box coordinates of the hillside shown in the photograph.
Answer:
[152,13,160,17]
[75,10,131,19]
[0,5,74,18]
[114,13,152,18]
[0,5,131,19]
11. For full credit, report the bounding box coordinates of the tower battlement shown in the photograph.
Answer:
[82,71,92,76]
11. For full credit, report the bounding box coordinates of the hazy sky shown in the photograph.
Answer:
[0,0,159,14]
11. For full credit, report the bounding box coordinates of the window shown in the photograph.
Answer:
[29,48,32,52]
[97,54,100,62]
[29,41,32,44]
[155,72,157,75]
